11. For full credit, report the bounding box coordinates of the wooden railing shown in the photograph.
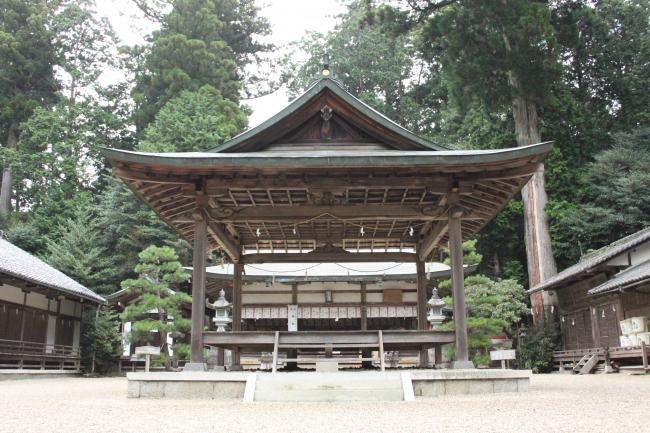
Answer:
[0,338,79,358]
[0,338,80,370]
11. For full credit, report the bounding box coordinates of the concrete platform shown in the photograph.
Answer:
[127,368,531,400]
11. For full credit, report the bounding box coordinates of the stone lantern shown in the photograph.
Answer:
[207,289,232,332]
[427,288,446,328]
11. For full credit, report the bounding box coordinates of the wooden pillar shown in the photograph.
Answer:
[19,290,28,342]
[231,262,243,368]
[416,260,428,367]
[360,282,371,368]
[449,204,473,369]
[189,210,207,365]
[291,283,298,305]
[360,282,368,331]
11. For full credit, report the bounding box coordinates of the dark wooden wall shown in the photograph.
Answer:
[556,275,650,350]
[0,301,23,341]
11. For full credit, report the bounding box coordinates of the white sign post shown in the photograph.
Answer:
[490,349,516,369]
[135,346,161,372]
[288,304,298,332]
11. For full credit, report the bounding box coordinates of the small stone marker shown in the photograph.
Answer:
[490,349,516,369]
[135,346,161,372]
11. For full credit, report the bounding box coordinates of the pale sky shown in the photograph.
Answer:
[95,0,348,126]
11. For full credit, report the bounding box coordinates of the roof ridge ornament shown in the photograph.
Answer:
[321,54,331,78]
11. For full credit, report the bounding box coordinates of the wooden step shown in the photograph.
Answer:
[579,354,599,375]
[572,354,591,373]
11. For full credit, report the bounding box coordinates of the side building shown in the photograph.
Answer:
[0,238,105,370]
[528,228,650,371]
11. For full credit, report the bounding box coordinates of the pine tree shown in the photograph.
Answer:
[44,208,118,294]
[80,307,122,374]
[120,246,191,369]
[93,176,191,292]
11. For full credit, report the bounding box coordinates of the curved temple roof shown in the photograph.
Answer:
[211,78,446,152]
[0,238,105,304]
[102,78,552,262]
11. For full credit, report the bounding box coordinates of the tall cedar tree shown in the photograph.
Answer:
[131,0,243,132]
[417,0,560,288]
[0,0,59,214]
[132,0,272,98]
[121,246,191,369]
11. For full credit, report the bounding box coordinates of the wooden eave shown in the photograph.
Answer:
[102,142,551,263]
[210,78,446,152]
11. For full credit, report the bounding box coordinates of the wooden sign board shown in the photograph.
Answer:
[490,349,516,361]
[135,346,161,356]
[383,289,403,304]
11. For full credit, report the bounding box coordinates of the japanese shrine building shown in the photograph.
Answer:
[0,237,105,370]
[103,75,551,371]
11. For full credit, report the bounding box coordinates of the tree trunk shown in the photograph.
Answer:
[0,128,17,215]
[510,90,557,290]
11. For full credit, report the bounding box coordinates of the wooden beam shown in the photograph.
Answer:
[206,175,453,192]
[241,252,417,264]
[205,220,241,262]
[417,220,447,261]
[205,204,446,222]
[461,163,541,182]
[112,167,194,185]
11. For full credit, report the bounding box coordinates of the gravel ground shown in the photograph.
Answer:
[0,373,649,433]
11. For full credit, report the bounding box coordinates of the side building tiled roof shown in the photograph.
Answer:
[588,260,650,296]
[0,237,105,304]
[528,227,650,294]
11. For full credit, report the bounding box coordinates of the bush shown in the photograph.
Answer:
[517,319,561,373]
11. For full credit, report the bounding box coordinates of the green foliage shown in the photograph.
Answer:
[139,85,247,152]
[131,0,245,131]
[465,276,529,330]
[15,95,132,209]
[50,0,118,101]
[0,0,59,132]
[284,1,440,135]
[438,239,528,365]
[557,128,650,259]
[517,319,562,373]
[120,246,191,368]
[92,177,191,292]
[80,307,123,374]
[44,207,118,294]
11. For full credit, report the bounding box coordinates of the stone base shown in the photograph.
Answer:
[127,372,248,399]
[183,362,207,372]
[315,361,339,372]
[411,369,531,397]
[127,369,531,400]
[0,369,80,380]
[451,360,475,369]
